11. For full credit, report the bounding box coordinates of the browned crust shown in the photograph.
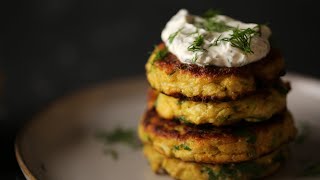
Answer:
[154,43,285,79]
[161,91,252,102]
[147,88,158,109]
[142,108,286,141]
[148,80,291,103]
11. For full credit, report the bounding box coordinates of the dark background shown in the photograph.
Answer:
[1,0,320,178]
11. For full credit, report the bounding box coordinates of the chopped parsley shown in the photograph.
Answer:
[173,144,192,151]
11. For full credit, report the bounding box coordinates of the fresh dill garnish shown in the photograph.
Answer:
[173,144,192,151]
[210,34,222,47]
[202,9,221,19]
[188,34,205,52]
[221,27,258,53]
[197,9,231,33]
[95,127,140,149]
[152,46,168,64]
[202,19,232,32]
[187,34,205,62]
[168,28,183,44]
[301,162,320,177]
[192,53,199,63]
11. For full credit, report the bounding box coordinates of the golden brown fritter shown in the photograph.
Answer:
[146,43,285,101]
[138,109,296,164]
[147,83,288,126]
[143,144,288,180]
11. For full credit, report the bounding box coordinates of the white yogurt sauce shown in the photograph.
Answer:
[161,9,271,67]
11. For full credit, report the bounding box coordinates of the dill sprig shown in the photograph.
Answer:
[95,127,140,149]
[210,34,222,47]
[168,28,183,44]
[203,20,232,32]
[197,9,231,33]
[187,34,206,62]
[187,34,205,52]
[221,27,258,54]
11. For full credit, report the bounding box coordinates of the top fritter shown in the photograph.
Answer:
[161,9,271,67]
[146,9,285,101]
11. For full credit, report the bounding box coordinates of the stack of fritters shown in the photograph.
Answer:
[138,43,297,180]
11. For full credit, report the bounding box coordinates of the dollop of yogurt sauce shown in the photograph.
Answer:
[161,9,272,67]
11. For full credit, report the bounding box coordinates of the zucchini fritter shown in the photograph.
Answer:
[143,144,288,180]
[146,43,285,101]
[147,83,288,126]
[138,109,296,164]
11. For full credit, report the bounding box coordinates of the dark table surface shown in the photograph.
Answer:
[1,0,320,179]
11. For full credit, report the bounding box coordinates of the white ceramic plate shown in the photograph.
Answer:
[15,74,320,180]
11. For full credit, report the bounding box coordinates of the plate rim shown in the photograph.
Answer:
[15,76,146,180]
[15,137,38,180]
[14,73,320,180]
